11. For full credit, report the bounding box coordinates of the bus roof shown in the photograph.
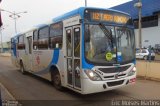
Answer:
[52,7,131,23]
[12,7,131,38]
[11,24,48,38]
[34,24,48,29]
[11,33,22,39]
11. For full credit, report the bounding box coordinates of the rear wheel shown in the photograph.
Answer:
[51,70,63,90]
[20,61,26,74]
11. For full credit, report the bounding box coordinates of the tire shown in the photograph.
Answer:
[20,61,26,75]
[51,71,63,90]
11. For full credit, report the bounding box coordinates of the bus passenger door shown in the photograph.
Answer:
[65,26,81,90]
[25,36,33,71]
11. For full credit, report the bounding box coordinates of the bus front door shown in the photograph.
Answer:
[65,26,81,90]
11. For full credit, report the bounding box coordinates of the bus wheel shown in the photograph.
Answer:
[51,71,63,90]
[20,61,26,75]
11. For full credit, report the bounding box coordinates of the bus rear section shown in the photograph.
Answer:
[11,34,25,68]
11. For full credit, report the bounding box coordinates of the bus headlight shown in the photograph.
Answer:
[128,67,136,76]
[85,70,102,81]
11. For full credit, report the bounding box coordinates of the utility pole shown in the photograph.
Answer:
[0,9,27,34]
[85,0,87,7]
[9,11,20,34]
[134,0,142,48]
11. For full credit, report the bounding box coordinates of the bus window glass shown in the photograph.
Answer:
[38,26,49,49]
[17,35,25,50]
[39,27,49,39]
[49,22,63,49]
[116,27,135,62]
[85,24,117,64]
[74,28,80,57]
[66,29,72,56]
[28,37,32,54]
[33,30,38,50]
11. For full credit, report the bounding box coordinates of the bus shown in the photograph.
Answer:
[11,7,136,94]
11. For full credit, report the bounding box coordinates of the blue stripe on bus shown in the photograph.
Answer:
[34,49,60,75]
[81,23,94,70]
[51,48,60,64]
[12,38,17,57]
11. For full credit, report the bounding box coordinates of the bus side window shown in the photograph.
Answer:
[17,35,25,50]
[49,22,63,49]
[33,30,38,50]
[38,26,49,49]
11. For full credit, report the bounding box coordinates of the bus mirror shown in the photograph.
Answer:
[56,43,59,48]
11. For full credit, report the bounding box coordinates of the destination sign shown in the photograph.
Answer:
[91,12,129,24]
[84,9,132,25]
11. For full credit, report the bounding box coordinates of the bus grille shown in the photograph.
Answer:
[104,74,126,79]
[107,80,124,87]
[98,65,131,73]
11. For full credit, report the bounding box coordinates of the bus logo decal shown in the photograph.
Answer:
[36,56,40,64]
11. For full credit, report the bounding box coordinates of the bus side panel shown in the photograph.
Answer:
[34,50,53,80]
[56,50,65,86]
[11,37,20,68]
[11,42,18,68]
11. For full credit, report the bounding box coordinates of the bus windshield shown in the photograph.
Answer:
[84,24,135,64]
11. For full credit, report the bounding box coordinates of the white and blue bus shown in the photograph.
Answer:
[11,7,136,94]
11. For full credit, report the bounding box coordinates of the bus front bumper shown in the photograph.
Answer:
[81,75,136,94]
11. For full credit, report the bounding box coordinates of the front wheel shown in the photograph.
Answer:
[51,71,63,90]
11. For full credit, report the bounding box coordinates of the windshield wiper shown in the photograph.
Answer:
[117,25,127,39]
[99,23,114,48]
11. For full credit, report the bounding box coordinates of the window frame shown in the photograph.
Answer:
[38,26,49,50]
[74,27,80,57]
[17,35,25,50]
[49,21,63,49]
[33,30,38,50]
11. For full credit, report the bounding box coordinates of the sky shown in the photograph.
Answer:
[1,0,131,42]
